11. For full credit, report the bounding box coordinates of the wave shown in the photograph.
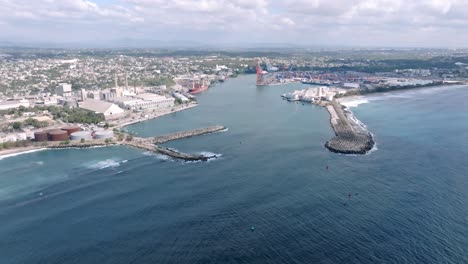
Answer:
[86,159,122,169]
[142,151,172,161]
[340,98,370,108]
[197,151,223,162]
[0,148,47,161]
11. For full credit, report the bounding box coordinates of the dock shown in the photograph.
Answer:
[123,125,226,161]
[324,101,374,154]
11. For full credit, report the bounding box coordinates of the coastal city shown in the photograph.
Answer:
[3,0,468,263]
[1,48,467,156]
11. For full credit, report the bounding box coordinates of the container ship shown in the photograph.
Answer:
[189,80,209,94]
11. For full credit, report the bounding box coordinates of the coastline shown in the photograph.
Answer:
[0,147,47,160]
[0,102,200,161]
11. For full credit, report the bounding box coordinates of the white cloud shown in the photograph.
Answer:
[1,0,468,47]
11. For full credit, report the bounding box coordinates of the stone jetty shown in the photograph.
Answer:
[153,125,226,144]
[123,125,225,161]
[324,101,374,155]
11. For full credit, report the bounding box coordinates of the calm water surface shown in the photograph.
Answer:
[0,75,467,264]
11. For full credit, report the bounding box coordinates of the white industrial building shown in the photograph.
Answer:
[57,83,72,98]
[172,92,189,103]
[110,93,175,111]
[78,99,125,120]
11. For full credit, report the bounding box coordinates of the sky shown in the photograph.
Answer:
[1,0,468,48]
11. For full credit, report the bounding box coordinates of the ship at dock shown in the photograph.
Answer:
[189,80,209,94]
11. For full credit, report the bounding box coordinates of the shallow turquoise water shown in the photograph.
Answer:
[0,76,467,264]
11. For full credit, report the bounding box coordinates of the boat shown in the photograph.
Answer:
[189,80,209,94]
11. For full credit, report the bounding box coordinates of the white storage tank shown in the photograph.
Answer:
[70,131,93,141]
[94,130,114,140]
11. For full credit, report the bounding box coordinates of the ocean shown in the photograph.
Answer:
[0,75,467,264]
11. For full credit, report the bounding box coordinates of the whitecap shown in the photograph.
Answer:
[339,97,369,108]
[86,159,121,169]
[142,151,172,161]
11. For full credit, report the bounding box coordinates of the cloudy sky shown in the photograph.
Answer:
[1,0,467,47]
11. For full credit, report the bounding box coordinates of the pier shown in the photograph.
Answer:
[123,125,226,161]
[324,101,374,154]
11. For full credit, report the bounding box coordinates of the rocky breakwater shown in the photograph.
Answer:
[123,125,226,161]
[153,125,226,144]
[324,101,375,155]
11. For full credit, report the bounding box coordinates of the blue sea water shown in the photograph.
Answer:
[0,75,467,264]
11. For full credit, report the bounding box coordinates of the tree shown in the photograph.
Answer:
[11,122,22,130]
[80,138,85,144]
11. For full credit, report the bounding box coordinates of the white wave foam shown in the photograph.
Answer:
[87,159,121,169]
[198,151,223,162]
[366,142,379,155]
[142,151,172,161]
[34,161,44,165]
[366,85,468,102]
[340,98,370,108]
[0,148,47,161]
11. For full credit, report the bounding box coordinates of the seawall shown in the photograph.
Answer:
[324,101,375,155]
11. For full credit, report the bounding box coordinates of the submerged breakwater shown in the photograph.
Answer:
[324,101,375,154]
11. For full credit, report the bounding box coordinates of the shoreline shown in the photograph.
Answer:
[337,83,468,103]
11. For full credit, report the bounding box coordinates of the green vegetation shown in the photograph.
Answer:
[11,122,22,130]
[23,118,49,128]
[0,140,33,150]
[59,140,70,145]
[1,106,104,124]
[45,106,105,124]
[104,138,113,144]
[80,138,85,143]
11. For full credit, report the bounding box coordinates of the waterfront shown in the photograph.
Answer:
[1,75,468,263]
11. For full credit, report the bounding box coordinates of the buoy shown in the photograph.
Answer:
[250,226,255,232]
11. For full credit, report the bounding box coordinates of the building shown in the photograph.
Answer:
[0,99,30,111]
[110,93,175,111]
[172,92,189,103]
[57,83,72,98]
[80,89,86,101]
[78,99,125,120]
